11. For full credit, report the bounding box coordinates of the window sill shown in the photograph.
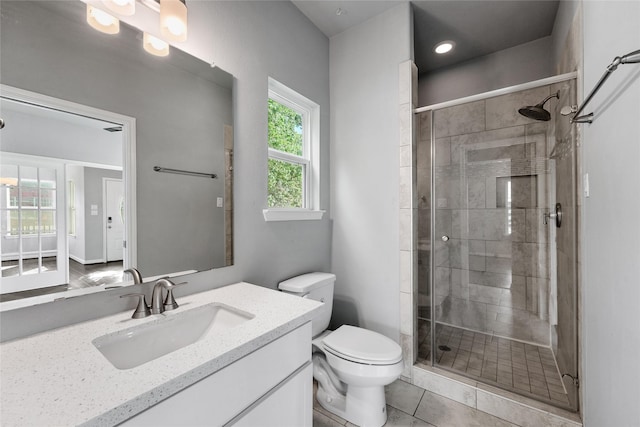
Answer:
[262,208,325,222]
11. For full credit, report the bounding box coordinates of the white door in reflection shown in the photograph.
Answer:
[0,157,67,293]
[104,178,124,262]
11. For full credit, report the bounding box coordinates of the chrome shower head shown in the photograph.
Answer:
[518,91,560,121]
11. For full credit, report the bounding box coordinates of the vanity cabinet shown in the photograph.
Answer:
[120,322,312,426]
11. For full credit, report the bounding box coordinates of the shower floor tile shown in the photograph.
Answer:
[417,319,570,408]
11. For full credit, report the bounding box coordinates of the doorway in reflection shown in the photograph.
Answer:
[0,97,126,299]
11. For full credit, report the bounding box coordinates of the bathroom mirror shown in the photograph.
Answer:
[0,1,234,307]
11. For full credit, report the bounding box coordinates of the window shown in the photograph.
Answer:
[2,165,57,237]
[265,78,323,221]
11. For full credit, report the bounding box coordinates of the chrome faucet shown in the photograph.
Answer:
[123,267,143,284]
[151,278,186,314]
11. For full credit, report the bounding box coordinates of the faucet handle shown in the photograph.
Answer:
[163,282,187,311]
[120,293,151,318]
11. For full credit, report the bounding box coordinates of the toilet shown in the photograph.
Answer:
[279,272,403,427]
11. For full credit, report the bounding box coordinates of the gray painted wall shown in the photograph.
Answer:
[418,37,554,106]
[330,3,412,341]
[0,1,330,341]
[582,1,640,425]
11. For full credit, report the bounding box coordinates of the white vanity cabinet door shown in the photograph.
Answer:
[231,362,312,427]
[120,323,311,426]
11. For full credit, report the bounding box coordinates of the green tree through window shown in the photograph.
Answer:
[268,99,304,208]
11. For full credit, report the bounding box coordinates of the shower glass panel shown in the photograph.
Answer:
[417,80,578,411]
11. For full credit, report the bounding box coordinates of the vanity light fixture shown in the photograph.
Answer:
[102,0,135,16]
[85,0,188,56]
[434,40,455,55]
[86,4,120,35]
[160,0,188,43]
[143,32,170,57]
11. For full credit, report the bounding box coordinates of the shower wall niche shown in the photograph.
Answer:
[416,80,578,410]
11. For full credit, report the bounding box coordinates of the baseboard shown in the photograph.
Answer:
[69,254,104,265]
[2,250,57,261]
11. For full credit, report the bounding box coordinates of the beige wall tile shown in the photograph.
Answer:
[399,208,413,251]
[412,368,477,408]
[434,100,485,138]
[400,291,413,335]
[399,102,413,147]
[485,86,551,130]
[399,166,413,209]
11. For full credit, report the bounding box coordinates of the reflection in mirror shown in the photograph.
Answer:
[0,0,234,307]
[1,96,128,302]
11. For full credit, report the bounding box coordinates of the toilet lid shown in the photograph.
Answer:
[322,325,402,365]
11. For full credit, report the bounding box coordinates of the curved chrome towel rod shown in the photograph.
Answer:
[572,48,640,124]
[153,166,217,179]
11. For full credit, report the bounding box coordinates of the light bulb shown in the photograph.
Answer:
[92,8,115,26]
[143,32,170,57]
[165,16,186,36]
[102,0,135,16]
[434,41,455,55]
[160,0,188,42]
[87,5,119,35]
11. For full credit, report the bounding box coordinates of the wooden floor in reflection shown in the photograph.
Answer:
[1,258,123,302]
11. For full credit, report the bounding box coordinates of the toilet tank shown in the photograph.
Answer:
[278,272,335,337]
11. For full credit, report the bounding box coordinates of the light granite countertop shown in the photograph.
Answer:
[0,282,322,426]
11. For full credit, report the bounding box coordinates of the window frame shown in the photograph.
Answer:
[3,172,58,238]
[264,78,324,221]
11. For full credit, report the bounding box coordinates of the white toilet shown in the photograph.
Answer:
[279,272,403,427]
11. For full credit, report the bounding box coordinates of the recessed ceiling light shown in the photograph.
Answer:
[434,41,455,55]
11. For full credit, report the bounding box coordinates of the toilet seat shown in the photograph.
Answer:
[322,325,402,365]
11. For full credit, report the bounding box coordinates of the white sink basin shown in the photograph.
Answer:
[93,303,254,370]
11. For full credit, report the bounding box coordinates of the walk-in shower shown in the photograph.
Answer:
[415,76,579,411]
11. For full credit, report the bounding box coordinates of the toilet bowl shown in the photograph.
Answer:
[279,273,403,427]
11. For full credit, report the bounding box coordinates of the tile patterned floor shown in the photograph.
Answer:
[416,319,570,407]
[313,380,519,427]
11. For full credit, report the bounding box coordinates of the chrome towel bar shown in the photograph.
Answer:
[153,166,217,179]
[572,48,640,124]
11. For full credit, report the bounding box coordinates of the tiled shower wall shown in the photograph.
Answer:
[417,85,563,346]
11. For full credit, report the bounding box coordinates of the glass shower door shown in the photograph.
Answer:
[428,82,578,410]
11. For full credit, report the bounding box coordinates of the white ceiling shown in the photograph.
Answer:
[291,1,403,38]
[292,0,560,75]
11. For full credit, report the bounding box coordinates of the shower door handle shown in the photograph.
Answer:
[543,203,563,228]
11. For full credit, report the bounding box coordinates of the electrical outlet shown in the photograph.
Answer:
[216,197,223,208]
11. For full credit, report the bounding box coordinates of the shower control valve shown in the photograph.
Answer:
[543,203,563,228]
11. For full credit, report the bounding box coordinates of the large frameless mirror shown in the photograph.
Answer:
[0,0,234,307]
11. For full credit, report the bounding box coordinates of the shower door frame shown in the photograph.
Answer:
[415,72,580,411]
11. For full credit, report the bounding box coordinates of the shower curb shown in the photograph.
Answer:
[412,364,582,427]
